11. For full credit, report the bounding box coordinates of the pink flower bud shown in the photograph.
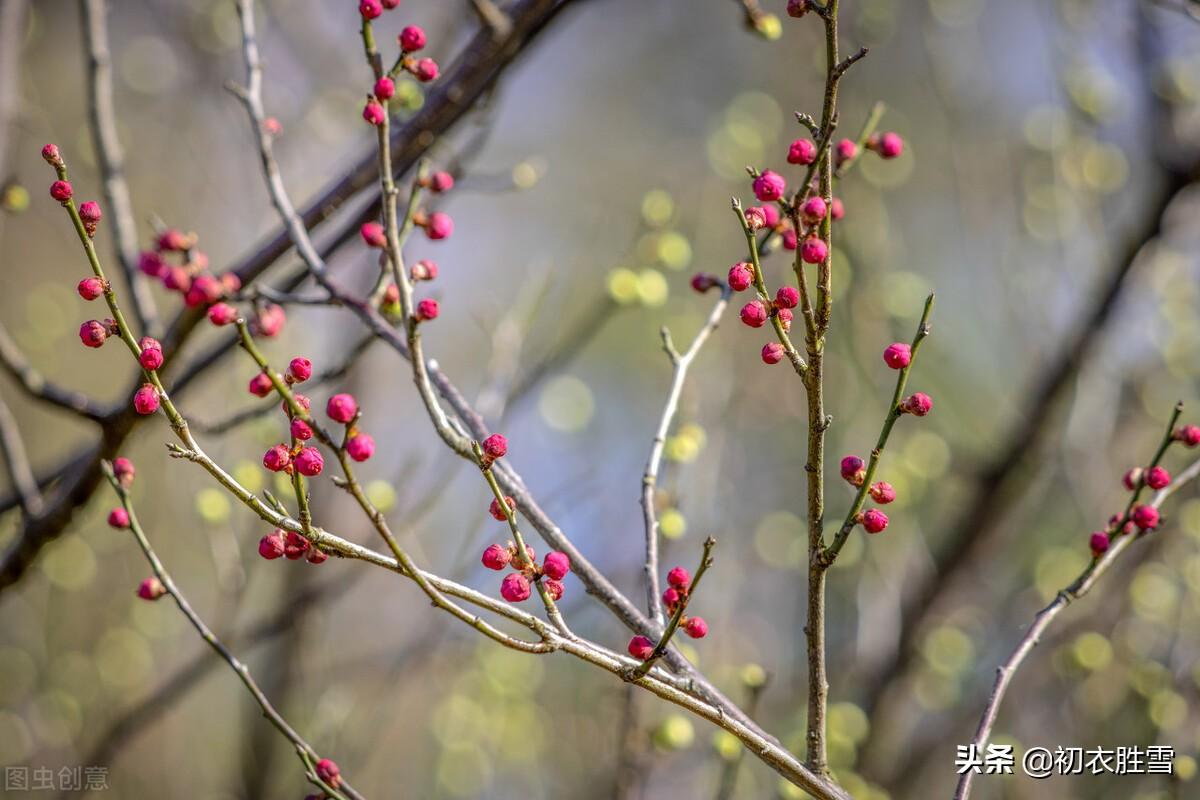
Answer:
[362,99,386,126]
[137,577,166,601]
[381,0,399,7]
[258,531,285,560]
[411,259,438,281]
[489,496,515,521]
[359,0,382,19]
[248,373,274,398]
[290,418,313,441]
[1121,468,1143,490]
[482,433,508,460]
[840,455,865,486]
[424,211,453,240]
[787,0,810,17]
[500,572,531,602]
[79,201,102,225]
[869,481,896,504]
[1175,424,1200,447]
[185,275,223,308]
[1145,466,1171,490]
[286,357,312,384]
[1089,531,1109,557]
[666,566,690,590]
[662,587,680,609]
[399,25,427,52]
[359,224,386,252]
[781,229,798,250]
[544,578,565,601]
[413,58,439,82]
[740,300,768,328]
[326,393,358,424]
[743,206,767,230]
[800,235,828,265]
[251,304,286,338]
[112,457,135,487]
[77,277,106,301]
[728,262,754,292]
[685,617,708,639]
[542,552,570,580]
[748,204,780,229]
[162,266,191,293]
[294,447,324,477]
[883,343,912,370]
[262,444,291,472]
[830,197,845,220]
[139,343,164,371]
[373,77,395,101]
[482,543,511,570]
[1132,504,1159,530]
[80,320,108,348]
[133,384,160,415]
[761,341,785,365]
[315,758,341,789]
[284,530,309,560]
[775,286,799,309]
[415,298,440,321]
[207,302,239,326]
[305,547,328,565]
[154,229,188,252]
[49,180,73,202]
[801,196,827,224]
[777,307,793,332]
[900,392,933,416]
[876,132,904,159]
[346,433,375,462]
[690,272,719,293]
[107,508,130,528]
[860,508,889,534]
[430,171,454,193]
[138,251,166,277]
[788,138,817,165]
[41,143,63,167]
[752,170,786,202]
[834,138,858,166]
[628,635,655,661]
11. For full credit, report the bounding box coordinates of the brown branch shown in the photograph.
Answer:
[0,394,41,515]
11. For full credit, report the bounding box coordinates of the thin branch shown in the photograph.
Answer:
[101,464,358,800]
[955,407,1196,800]
[641,290,731,623]
[821,293,935,564]
[0,395,42,515]
[80,0,157,335]
[627,536,716,681]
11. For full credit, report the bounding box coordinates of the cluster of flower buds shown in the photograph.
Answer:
[481,540,571,603]
[359,18,437,123]
[257,527,328,565]
[627,567,708,661]
[133,222,253,330]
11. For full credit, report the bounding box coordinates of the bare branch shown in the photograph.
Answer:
[0,394,42,515]
[79,0,158,334]
[0,322,108,421]
[641,291,731,623]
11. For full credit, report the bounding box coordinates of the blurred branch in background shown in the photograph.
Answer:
[80,0,158,335]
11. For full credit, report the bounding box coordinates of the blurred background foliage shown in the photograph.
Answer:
[2,0,1200,798]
